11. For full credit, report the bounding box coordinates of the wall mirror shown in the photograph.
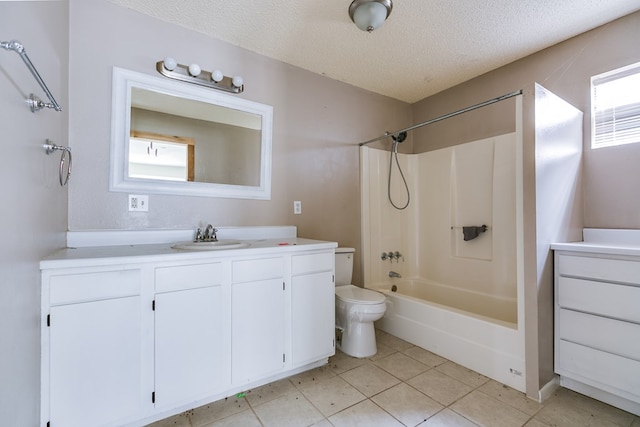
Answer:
[110,67,273,199]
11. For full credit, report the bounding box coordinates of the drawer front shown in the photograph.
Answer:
[49,269,140,306]
[155,262,225,293]
[558,276,640,323]
[557,340,640,399]
[232,257,284,283]
[559,254,640,284]
[292,252,333,276]
[558,309,640,361]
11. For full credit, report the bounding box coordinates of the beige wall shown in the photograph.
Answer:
[0,2,69,425]
[411,10,640,229]
[67,0,411,285]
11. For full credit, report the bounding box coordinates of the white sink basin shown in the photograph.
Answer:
[172,240,249,250]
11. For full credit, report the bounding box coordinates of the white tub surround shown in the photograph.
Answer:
[362,84,584,400]
[40,234,336,427]
[552,229,640,416]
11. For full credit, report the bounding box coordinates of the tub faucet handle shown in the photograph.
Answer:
[381,252,388,261]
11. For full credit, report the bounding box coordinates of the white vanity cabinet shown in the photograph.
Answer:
[42,266,148,427]
[554,250,640,416]
[153,261,231,408]
[41,238,336,427]
[231,256,286,385]
[291,252,335,367]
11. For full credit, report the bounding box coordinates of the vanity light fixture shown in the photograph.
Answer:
[156,57,244,94]
[348,0,393,32]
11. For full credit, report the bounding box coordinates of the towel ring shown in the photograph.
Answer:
[44,140,72,186]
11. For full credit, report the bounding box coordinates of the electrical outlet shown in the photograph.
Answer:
[128,194,149,212]
[293,200,302,215]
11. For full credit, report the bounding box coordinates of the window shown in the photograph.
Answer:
[591,62,640,149]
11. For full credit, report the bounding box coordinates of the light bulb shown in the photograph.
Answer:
[188,63,201,77]
[163,57,177,71]
[211,70,224,83]
[232,75,244,88]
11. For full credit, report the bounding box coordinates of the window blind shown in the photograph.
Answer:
[592,62,640,149]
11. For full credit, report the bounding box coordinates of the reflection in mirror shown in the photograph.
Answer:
[110,67,273,199]
[129,130,194,182]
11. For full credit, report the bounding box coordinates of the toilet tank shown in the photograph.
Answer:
[335,247,355,286]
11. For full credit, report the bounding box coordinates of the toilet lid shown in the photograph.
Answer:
[336,285,385,304]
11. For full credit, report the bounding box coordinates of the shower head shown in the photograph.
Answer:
[391,131,407,143]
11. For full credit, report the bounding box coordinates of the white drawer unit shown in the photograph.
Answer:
[554,251,640,416]
[557,276,640,323]
[232,256,284,283]
[291,252,334,275]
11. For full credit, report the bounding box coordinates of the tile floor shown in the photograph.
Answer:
[149,329,640,427]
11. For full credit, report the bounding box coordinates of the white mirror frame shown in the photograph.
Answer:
[110,67,273,199]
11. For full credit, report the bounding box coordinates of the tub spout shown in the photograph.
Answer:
[389,271,401,278]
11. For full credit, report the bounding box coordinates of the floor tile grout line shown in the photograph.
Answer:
[294,377,367,422]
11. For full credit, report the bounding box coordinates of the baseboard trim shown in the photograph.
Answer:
[538,375,560,402]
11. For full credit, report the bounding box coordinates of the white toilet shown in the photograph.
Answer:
[335,247,386,358]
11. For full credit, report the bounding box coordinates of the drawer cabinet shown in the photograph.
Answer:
[557,276,640,323]
[554,252,640,416]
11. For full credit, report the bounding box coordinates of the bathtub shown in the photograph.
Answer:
[374,279,526,392]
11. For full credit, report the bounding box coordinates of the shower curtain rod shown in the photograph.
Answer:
[358,89,523,146]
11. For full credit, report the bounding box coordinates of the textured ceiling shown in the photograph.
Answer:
[110,0,640,103]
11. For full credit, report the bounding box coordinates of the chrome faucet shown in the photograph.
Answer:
[204,224,218,242]
[388,271,402,278]
[195,224,218,242]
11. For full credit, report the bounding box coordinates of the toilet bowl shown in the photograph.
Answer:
[334,248,386,358]
[335,284,386,357]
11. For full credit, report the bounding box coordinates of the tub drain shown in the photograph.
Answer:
[391,285,397,292]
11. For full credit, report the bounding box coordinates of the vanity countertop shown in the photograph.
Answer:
[551,228,640,257]
[41,237,337,269]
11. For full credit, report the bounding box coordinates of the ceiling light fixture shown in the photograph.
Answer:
[348,0,393,33]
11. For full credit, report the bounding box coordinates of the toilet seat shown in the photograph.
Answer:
[335,284,385,305]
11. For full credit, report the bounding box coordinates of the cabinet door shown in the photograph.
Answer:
[49,296,143,427]
[155,285,230,407]
[232,278,285,384]
[292,271,335,366]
